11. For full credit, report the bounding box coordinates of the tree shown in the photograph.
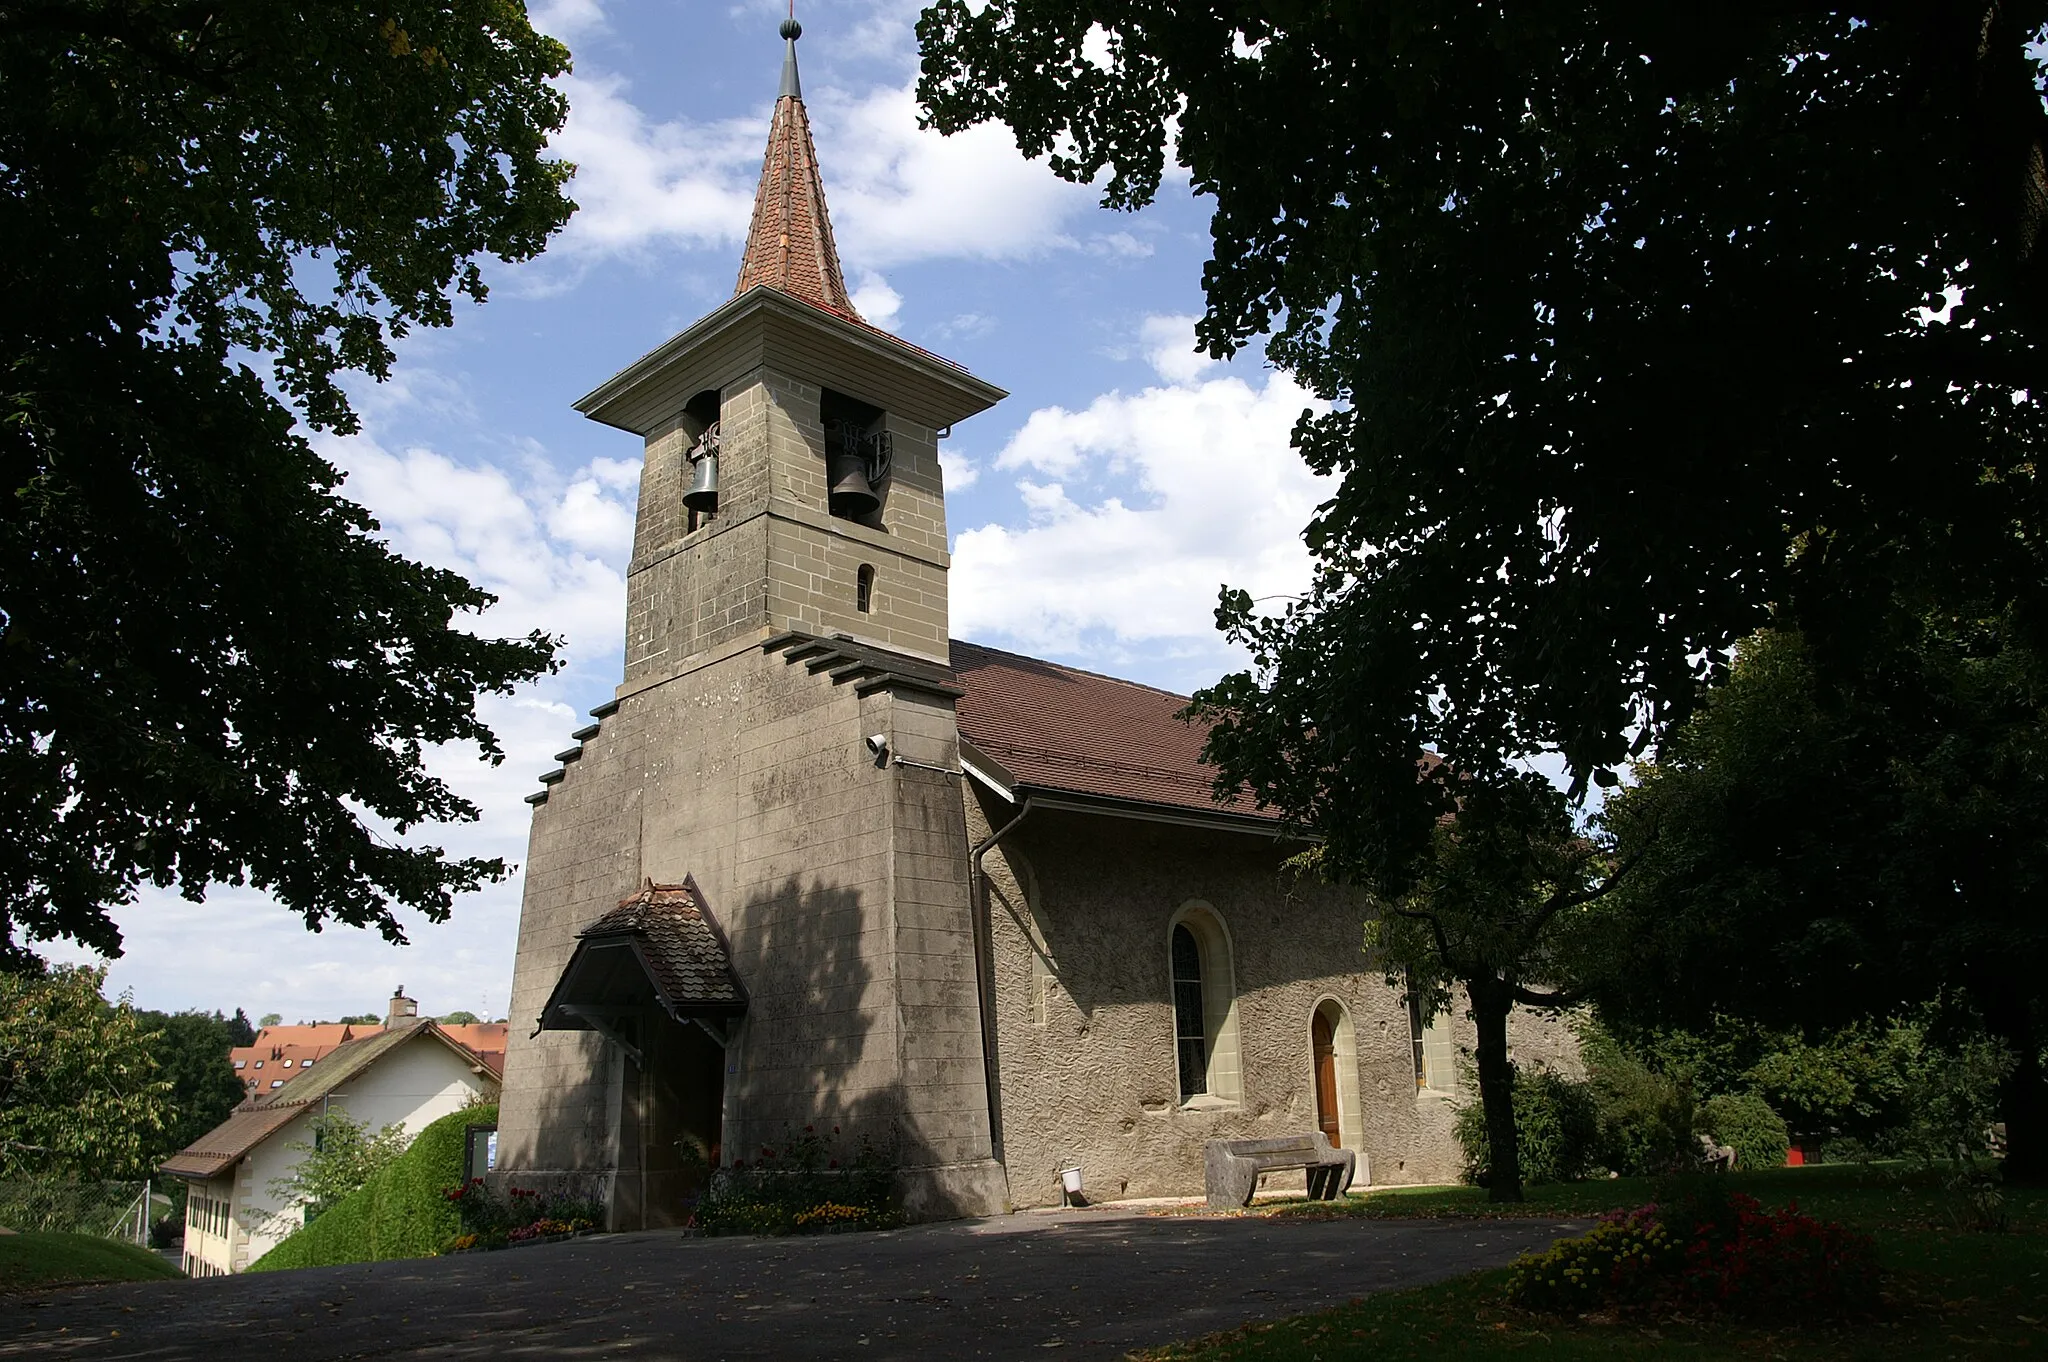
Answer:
[258,1014,283,1031]
[338,1014,382,1026]
[1359,771,1625,1201]
[919,2,2048,869]
[226,1009,256,1047]
[266,1110,408,1223]
[1598,624,2048,1180]
[438,1010,481,1025]
[0,0,575,965]
[135,1009,252,1167]
[0,966,171,1177]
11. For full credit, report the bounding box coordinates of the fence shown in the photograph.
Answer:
[0,1179,152,1244]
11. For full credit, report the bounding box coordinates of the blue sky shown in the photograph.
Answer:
[55,0,1330,1023]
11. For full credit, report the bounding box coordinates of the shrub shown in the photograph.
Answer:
[1698,1092,1790,1170]
[1455,1070,1600,1186]
[1580,1028,1699,1175]
[1507,1190,1881,1322]
[1508,1206,1682,1313]
[441,1178,601,1250]
[249,1104,495,1271]
[693,1124,898,1235]
[1677,1194,1882,1319]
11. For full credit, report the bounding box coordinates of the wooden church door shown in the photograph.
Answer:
[1312,1009,1341,1147]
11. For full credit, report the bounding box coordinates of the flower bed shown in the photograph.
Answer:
[440,1179,602,1253]
[1508,1187,1881,1321]
[690,1125,898,1236]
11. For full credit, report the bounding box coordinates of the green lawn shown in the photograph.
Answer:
[0,1231,183,1293]
[1143,1166,2048,1360]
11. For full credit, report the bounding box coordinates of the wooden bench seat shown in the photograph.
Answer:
[1203,1133,1356,1210]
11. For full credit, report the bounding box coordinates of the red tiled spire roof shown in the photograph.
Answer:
[734,20,859,320]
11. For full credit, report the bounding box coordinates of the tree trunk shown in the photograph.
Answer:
[1469,975,1522,1203]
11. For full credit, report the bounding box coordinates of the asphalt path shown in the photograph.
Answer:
[1,1209,1577,1361]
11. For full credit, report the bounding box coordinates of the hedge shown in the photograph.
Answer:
[249,1104,494,1271]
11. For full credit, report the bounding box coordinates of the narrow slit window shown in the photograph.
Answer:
[1406,983,1426,1089]
[856,564,874,613]
[1172,924,1207,1100]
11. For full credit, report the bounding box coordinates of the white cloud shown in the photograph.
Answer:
[531,0,608,42]
[545,60,1099,270]
[939,448,980,491]
[1139,312,1219,385]
[952,354,1327,664]
[550,72,763,257]
[849,269,903,328]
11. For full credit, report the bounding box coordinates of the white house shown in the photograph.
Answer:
[163,990,501,1276]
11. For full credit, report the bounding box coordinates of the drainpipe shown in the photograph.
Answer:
[968,797,1033,1165]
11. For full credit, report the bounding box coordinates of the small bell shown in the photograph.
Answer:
[827,450,878,517]
[683,450,719,513]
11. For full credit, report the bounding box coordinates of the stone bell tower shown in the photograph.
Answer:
[492,19,1010,1227]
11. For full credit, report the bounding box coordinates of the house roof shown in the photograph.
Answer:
[160,1021,502,1182]
[158,1102,308,1181]
[951,639,1280,824]
[733,22,857,319]
[542,880,746,1031]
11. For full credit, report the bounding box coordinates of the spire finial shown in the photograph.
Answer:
[778,9,802,99]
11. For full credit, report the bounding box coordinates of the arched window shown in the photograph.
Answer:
[1406,975,1457,1094]
[1168,902,1243,1105]
[856,563,874,613]
[1171,925,1206,1099]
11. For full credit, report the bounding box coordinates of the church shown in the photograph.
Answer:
[494,21,1570,1227]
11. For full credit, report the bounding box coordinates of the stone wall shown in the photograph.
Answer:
[971,791,1579,1207]
[497,639,1003,1222]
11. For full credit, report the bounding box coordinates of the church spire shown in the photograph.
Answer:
[733,17,860,319]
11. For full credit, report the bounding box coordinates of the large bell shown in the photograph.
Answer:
[827,450,879,518]
[682,451,719,513]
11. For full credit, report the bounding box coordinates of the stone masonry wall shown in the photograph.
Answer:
[498,641,1000,1216]
[970,792,1580,1207]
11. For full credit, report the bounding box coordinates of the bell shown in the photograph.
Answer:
[827,450,879,517]
[682,451,719,513]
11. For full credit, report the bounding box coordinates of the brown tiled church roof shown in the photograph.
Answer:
[951,640,1278,822]
[733,20,859,321]
[577,880,746,1013]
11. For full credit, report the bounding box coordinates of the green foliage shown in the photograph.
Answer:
[694,1125,900,1236]
[250,1104,494,1271]
[919,0,2048,1190]
[0,1229,183,1292]
[1599,629,2048,1177]
[1352,772,1615,1202]
[0,966,170,1178]
[1455,1070,1600,1187]
[437,1010,481,1025]
[0,0,573,964]
[1578,1027,1699,1178]
[264,1111,408,1223]
[258,1015,282,1030]
[133,1009,246,1169]
[1699,1095,1790,1172]
[337,1014,381,1026]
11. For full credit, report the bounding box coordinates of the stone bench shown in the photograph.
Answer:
[1204,1133,1356,1210]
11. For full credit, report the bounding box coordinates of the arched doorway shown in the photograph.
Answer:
[1312,1008,1341,1146]
[1309,998,1360,1156]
